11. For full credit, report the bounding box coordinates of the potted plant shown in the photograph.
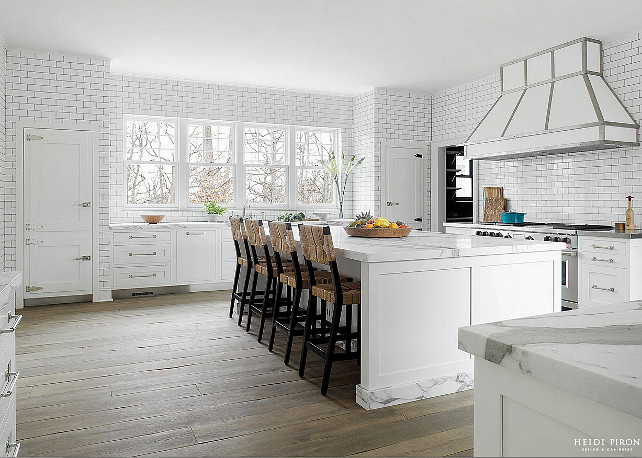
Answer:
[204,201,228,222]
[321,151,364,219]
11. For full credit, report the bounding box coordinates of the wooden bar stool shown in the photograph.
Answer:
[298,225,361,395]
[235,218,268,327]
[228,216,251,319]
[244,219,293,343]
[266,222,345,365]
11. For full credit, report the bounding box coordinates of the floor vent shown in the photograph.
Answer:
[132,291,155,297]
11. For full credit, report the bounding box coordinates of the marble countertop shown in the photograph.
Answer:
[0,271,22,306]
[110,222,229,231]
[458,301,642,419]
[578,229,642,239]
[286,226,565,263]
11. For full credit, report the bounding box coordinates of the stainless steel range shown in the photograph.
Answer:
[444,222,613,310]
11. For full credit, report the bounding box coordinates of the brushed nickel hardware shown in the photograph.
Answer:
[414,153,423,158]
[25,285,43,293]
[129,234,157,239]
[591,284,615,292]
[590,244,614,250]
[128,273,157,279]
[129,252,157,256]
[72,255,91,261]
[186,231,206,236]
[77,202,92,207]
[26,134,43,141]
[591,256,614,263]
[562,250,578,257]
[25,239,43,245]
[1,362,19,397]
[395,202,400,206]
[25,224,43,230]
[414,217,423,222]
[386,201,393,206]
[5,441,20,457]
[0,313,22,333]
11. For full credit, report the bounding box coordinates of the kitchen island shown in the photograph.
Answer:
[458,301,642,457]
[285,227,565,409]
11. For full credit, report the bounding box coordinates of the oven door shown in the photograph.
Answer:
[561,249,578,309]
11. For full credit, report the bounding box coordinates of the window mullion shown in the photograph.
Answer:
[288,126,296,209]
[237,123,245,209]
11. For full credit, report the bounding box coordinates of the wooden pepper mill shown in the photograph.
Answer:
[626,195,635,232]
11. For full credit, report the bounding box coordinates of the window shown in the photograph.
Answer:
[187,123,234,205]
[295,129,335,205]
[243,127,287,205]
[124,117,339,210]
[125,120,177,205]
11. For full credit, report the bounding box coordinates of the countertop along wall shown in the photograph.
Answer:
[109,74,354,224]
[432,32,642,227]
[0,31,6,271]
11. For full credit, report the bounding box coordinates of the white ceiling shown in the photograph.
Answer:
[1,0,642,96]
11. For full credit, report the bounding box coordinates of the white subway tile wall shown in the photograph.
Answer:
[351,88,431,221]
[0,32,6,270]
[4,49,111,289]
[433,32,642,227]
[109,74,354,224]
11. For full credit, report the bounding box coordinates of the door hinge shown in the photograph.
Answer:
[26,134,44,141]
[73,255,91,261]
[414,154,423,158]
[25,224,43,231]
[26,286,43,293]
[25,239,43,245]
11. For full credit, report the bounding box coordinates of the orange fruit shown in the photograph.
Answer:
[390,223,399,229]
[400,224,407,228]
[364,224,374,228]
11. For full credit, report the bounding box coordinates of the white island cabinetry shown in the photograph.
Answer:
[111,223,236,291]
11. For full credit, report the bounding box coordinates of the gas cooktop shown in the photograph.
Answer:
[480,222,613,231]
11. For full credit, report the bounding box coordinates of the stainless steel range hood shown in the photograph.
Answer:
[464,38,639,160]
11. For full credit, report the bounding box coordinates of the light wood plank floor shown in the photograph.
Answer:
[16,291,474,457]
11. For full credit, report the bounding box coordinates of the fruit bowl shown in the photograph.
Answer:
[344,227,412,238]
[140,214,166,224]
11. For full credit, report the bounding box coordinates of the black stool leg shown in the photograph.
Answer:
[268,279,282,353]
[320,299,327,338]
[284,286,302,365]
[357,304,361,365]
[345,303,352,353]
[245,271,259,330]
[321,301,342,396]
[237,266,252,327]
[257,276,275,342]
[229,263,242,318]
[299,294,316,377]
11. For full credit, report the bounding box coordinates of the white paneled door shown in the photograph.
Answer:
[382,143,425,228]
[23,128,94,298]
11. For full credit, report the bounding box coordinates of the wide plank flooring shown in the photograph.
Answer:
[16,291,473,456]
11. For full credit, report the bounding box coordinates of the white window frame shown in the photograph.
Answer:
[292,126,338,210]
[123,115,180,211]
[123,116,340,212]
[184,119,237,209]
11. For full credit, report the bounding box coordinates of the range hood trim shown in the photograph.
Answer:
[464,37,639,159]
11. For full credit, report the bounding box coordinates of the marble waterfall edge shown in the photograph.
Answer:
[355,372,474,410]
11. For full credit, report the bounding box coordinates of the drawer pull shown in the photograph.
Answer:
[129,234,157,239]
[129,251,157,256]
[6,441,20,457]
[592,284,615,292]
[590,244,614,250]
[186,231,206,236]
[128,273,157,279]
[0,313,22,334]
[1,369,19,397]
[591,256,614,263]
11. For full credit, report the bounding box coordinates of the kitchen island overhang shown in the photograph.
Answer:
[276,227,565,410]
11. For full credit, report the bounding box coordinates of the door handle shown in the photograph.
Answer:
[129,252,157,256]
[72,256,91,261]
[386,201,393,206]
[414,217,423,222]
[591,284,615,292]
[0,313,22,333]
[186,232,206,236]
[1,367,19,397]
[129,235,157,239]
[128,273,157,279]
[76,202,91,207]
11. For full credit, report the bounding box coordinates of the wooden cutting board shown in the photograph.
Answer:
[483,197,506,222]
[483,187,504,199]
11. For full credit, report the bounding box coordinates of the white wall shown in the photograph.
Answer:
[0,32,6,271]
[3,49,111,291]
[109,74,355,224]
[433,32,642,227]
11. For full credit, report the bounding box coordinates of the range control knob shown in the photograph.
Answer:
[482,231,489,236]
[476,231,483,236]
[494,232,502,237]
[504,234,512,238]
[544,236,552,241]
[563,237,571,244]
[525,236,534,240]
[553,236,561,242]
[489,232,496,237]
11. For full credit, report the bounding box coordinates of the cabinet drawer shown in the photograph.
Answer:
[579,238,627,256]
[113,244,172,266]
[581,267,627,307]
[0,394,17,458]
[113,266,172,289]
[220,239,238,282]
[113,231,171,244]
[579,251,628,269]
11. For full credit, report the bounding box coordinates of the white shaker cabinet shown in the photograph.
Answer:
[578,235,642,307]
[176,230,218,284]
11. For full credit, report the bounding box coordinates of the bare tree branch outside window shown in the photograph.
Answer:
[188,124,234,204]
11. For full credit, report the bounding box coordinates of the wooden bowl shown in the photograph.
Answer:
[140,215,165,224]
[344,227,411,238]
